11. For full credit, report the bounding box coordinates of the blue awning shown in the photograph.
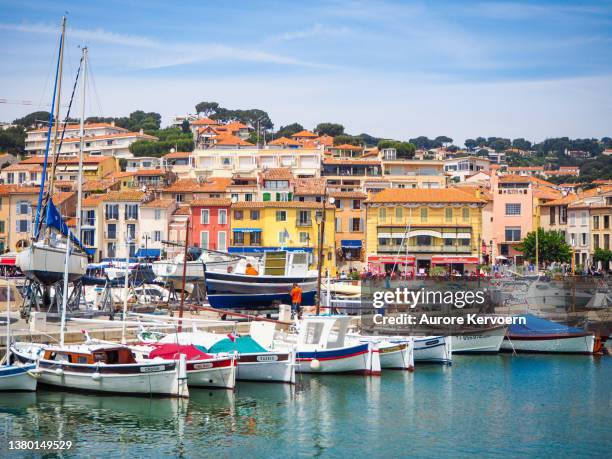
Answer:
[233,228,262,233]
[341,240,362,248]
[135,248,161,258]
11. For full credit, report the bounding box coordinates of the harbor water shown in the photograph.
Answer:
[1,355,610,458]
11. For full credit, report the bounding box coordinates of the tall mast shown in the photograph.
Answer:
[44,16,67,244]
[5,279,11,365]
[77,47,88,238]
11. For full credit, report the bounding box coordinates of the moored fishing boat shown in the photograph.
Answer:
[500,314,596,354]
[347,334,414,370]
[11,342,189,397]
[451,327,505,354]
[413,336,453,365]
[205,250,317,309]
[132,343,237,389]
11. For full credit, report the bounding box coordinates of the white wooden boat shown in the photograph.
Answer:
[500,314,595,354]
[11,342,189,397]
[451,328,505,354]
[132,343,237,389]
[139,330,295,384]
[0,364,38,391]
[16,242,88,286]
[152,248,241,285]
[347,333,414,370]
[413,336,452,365]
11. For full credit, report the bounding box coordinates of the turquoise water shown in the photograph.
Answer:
[1,355,610,458]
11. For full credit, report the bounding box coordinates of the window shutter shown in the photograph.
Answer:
[360,218,364,232]
[276,192,280,201]
[263,192,270,202]
[288,192,293,201]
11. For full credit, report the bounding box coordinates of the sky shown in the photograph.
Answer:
[1,0,611,145]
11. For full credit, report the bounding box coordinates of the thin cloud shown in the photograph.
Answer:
[270,23,352,42]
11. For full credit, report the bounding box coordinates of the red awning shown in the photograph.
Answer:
[0,256,16,266]
[431,256,479,264]
[368,255,415,265]
[148,344,212,361]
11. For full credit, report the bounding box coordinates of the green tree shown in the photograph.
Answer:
[195,101,219,116]
[516,228,571,265]
[275,123,304,138]
[377,140,416,159]
[315,122,344,137]
[0,126,26,155]
[334,134,360,146]
[435,135,452,146]
[13,111,52,128]
[512,138,532,150]
[464,139,477,151]
[181,120,191,133]
[593,248,612,267]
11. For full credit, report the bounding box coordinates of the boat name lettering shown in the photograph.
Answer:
[193,362,213,370]
[140,365,165,373]
[256,355,279,362]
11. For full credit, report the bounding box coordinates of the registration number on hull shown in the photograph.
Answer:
[140,365,166,373]
[193,362,213,370]
[257,355,279,362]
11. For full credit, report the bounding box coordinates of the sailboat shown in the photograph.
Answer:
[0,279,37,391]
[16,17,88,286]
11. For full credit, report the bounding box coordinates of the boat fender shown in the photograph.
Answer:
[27,369,42,379]
[91,372,102,381]
[55,368,64,376]
[310,359,321,371]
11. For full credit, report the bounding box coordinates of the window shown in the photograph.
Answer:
[233,231,244,245]
[200,231,209,249]
[126,224,136,240]
[505,227,521,242]
[379,208,386,221]
[16,201,30,215]
[107,243,115,258]
[18,172,26,184]
[462,208,469,222]
[105,204,119,220]
[353,200,361,210]
[81,229,95,246]
[175,194,184,203]
[416,235,431,246]
[231,193,239,202]
[262,192,271,202]
[335,199,342,209]
[245,193,253,202]
[605,215,610,229]
[594,234,600,250]
[335,217,342,232]
[129,243,136,257]
[250,232,261,245]
[6,173,13,184]
[154,230,162,242]
[444,238,454,246]
[505,203,521,216]
[420,208,428,222]
[154,209,161,221]
[581,233,588,246]
[276,211,287,222]
[605,234,610,250]
[0,221,4,233]
[395,207,403,220]
[234,210,244,220]
[460,238,471,246]
[351,218,362,232]
[297,210,311,226]
[250,210,260,220]
[279,231,288,244]
[445,208,453,222]
[581,212,587,226]
[218,209,227,225]
[107,223,117,239]
[299,232,309,244]
[30,172,37,182]
[550,207,556,225]
[218,231,227,251]
[125,204,138,220]
[200,209,209,225]
[16,219,29,233]
[593,216,599,230]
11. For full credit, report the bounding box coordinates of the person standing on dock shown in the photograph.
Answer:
[290,283,302,319]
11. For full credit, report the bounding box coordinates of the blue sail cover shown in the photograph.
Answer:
[509,314,587,336]
[45,199,94,255]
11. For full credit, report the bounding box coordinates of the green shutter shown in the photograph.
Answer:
[276,192,281,201]
[288,192,293,201]
[263,192,270,201]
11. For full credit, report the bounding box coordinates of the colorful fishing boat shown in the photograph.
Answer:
[451,327,505,354]
[500,314,596,354]
[413,336,453,365]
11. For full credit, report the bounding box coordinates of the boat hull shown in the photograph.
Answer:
[295,343,371,374]
[0,364,37,391]
[186,358,236,389]
[414,336,452,365]
[501,334,595,354]
[377,342,414,370]
[12,345,188,397]
[452,329,505,354]
[235,352,295,383]
[16,244,87,285]
[207,290,316,309]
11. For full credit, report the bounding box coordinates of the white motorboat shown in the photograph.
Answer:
[500,314,596,354]
[413,336,452,365]
[152,248,241,286]
[17,240,88,286]
[272,315,381,375]
[11,342,189,397]
[451,327,505,354]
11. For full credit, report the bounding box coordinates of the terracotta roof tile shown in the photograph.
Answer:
[162,151,192,159]
[268,136,302,147]
[330,191,367,199]
[163,177,231,193]
[190,198,232,207]
[82,194,107,206]
[232,201,334,209]
[293,177,326,196]
[190,117,219,126]
[141,198,175,208]
[173,206,191,215]
[213,134,254,147]
[263,168,293,180]
[20,155,114,165]
[102,190,145,202]
[291,130,318,138]
[29,122,129,133]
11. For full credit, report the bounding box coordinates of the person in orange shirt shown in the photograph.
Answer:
[290,283,303,318]
[245,263,259,276]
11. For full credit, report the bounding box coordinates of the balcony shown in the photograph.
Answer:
[296,219,312,227]
[378,244,472,254]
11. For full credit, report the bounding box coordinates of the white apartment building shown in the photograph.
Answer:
[25,122,157,159]
[444,156,491,182]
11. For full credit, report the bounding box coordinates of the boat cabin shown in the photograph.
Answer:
[43,346,137,365]
[263,251,309,276]
[297,316,352,350]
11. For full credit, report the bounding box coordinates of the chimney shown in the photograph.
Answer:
[111,120,115,127]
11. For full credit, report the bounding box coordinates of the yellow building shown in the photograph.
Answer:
[365,188,486,274]
[230,201,336,273]
[0,185,12,251]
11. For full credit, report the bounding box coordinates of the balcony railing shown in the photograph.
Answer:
[378,244,472,253]
[296,219,312,227]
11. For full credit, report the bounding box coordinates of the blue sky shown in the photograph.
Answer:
[1,0,611,144]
